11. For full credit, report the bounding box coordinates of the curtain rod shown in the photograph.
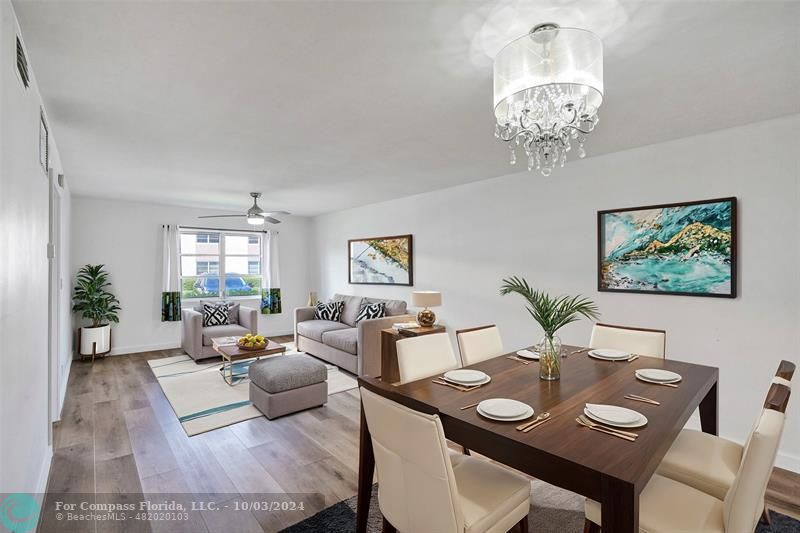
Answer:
[172,224,278,235]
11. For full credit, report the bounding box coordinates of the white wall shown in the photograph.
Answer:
[70,197,312,354]
[0,0,69,494]
[312,115,800,471]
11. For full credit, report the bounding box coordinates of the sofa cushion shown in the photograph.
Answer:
[321,328,358,355]
[332,294,364,326]
[249,354,327,394]
[365,297,407,316]
[202,324,251,346]
[297,320,350,342]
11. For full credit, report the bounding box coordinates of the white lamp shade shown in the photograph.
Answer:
[493,27,603,120]
[247,216,265,225]
[412,291,441,308]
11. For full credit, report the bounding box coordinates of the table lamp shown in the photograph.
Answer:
[412,291,441,327]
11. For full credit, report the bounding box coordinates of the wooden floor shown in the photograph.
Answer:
[42,343,799,532]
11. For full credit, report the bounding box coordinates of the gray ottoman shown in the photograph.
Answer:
[248,354,328,419]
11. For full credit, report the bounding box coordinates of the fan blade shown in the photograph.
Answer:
[197,214,244,219]
[264,210,291,215]
[263,216,282,224]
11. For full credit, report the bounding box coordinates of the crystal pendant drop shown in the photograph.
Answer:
[578,144,586,159]
[509,149,516,165]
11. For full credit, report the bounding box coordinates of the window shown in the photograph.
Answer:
[179,229,262,299]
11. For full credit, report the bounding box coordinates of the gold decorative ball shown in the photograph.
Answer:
[416,308,436,327]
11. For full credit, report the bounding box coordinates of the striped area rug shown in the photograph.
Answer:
[148,350,357,436]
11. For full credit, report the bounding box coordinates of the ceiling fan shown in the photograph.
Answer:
[198,192,290,225]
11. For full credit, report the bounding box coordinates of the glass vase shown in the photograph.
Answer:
[538,334,562,381]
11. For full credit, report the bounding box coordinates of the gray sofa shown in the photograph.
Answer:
[294,294,414,376]
[181,303,258,360]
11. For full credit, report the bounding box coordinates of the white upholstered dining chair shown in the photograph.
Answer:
[583,382,791,533]
[396,332,460,384]
[360,387,531,533]
[589,323,666,358]
[456,325,504,366]
[656,360,795,522]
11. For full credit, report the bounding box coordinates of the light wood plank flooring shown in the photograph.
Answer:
[42,343,799,532]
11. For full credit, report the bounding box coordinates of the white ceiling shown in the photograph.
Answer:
[13,0,800,216]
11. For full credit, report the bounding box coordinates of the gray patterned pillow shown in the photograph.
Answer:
[203,303,229,327]
[355,302,386,324]
[314,301,344,321]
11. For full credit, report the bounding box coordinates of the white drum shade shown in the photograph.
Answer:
[493,26,603,121]
[412,291,441,308]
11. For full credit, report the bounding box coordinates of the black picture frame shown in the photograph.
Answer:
[597,197,737,298]
[39,110,48,172]
[348,234,413,286]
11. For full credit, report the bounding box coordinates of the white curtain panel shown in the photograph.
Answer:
[161,224,181,321]
[261,230,282,314]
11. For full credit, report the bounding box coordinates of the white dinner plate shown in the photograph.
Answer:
[586,404,642,425]
[478,401,534,422]
[636,369,682,383]
[443,375,492,387]
[443,369,488,385]
[583,407,648,428]
[478,398,531,419]
[516,349,540,360]
[588,349,631,360]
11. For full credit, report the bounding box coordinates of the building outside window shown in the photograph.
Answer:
[179,230,261,299]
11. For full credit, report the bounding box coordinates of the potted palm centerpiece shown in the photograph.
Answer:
[73,264,120,359]
[500,276,599,381]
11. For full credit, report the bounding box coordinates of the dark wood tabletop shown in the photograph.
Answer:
[357,345,719,533]
[215,339,286,361]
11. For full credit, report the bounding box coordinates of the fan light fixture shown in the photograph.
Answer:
[493,23,603,176]
[247,215,265,225]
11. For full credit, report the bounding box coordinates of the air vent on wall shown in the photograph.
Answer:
[16,36,30,89]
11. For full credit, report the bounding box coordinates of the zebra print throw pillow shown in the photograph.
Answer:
[355,302,386,324]
[314,301,345,321]
[203,302,230,327]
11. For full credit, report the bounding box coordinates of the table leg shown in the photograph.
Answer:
[699,380,719,436]
[357,402,375,533]
[600,476,638,533]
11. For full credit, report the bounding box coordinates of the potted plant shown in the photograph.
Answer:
[73,264,120,358]
[500,276,599,381]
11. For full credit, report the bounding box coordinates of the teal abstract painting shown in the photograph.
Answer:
[598,198,736,297]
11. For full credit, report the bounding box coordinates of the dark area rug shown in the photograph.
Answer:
[280,483,799,533]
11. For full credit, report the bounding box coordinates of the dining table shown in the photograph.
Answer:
[356,345,719,533]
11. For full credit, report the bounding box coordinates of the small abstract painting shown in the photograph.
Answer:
[349,235,413,286]
[598,198,736,297]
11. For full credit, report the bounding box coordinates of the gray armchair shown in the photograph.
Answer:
[181,304,258,360]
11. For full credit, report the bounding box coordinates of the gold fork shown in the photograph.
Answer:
[576,417,637,441]
[516,412,550,431]
[506,356,531,365]
[577,415,639,438]
[432,379,480,392]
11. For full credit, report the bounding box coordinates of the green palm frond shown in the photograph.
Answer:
[500,276,599,337]
[72,264,121,327]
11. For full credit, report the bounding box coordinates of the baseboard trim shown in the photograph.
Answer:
[77,331,296,358]
[36,444,53,493]
[776,451,800,473]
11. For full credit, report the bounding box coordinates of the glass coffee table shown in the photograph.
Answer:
[212,338,286,385]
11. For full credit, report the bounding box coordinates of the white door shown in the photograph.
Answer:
[47,170,61,439]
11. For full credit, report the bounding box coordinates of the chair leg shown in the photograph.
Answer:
[761,506,772,527]
[382,516,396,533]
[516,514,529,533]
[463,445,471,455]
[583,518,600,533]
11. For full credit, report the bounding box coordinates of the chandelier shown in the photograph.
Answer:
[493,23,604,176]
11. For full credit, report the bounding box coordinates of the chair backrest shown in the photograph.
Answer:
[723,383,790,532]
[772,360,796,388]
[396,333,460,384]
[589,323,666,358]
[456,325,504,366]
[360,387,463,532]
